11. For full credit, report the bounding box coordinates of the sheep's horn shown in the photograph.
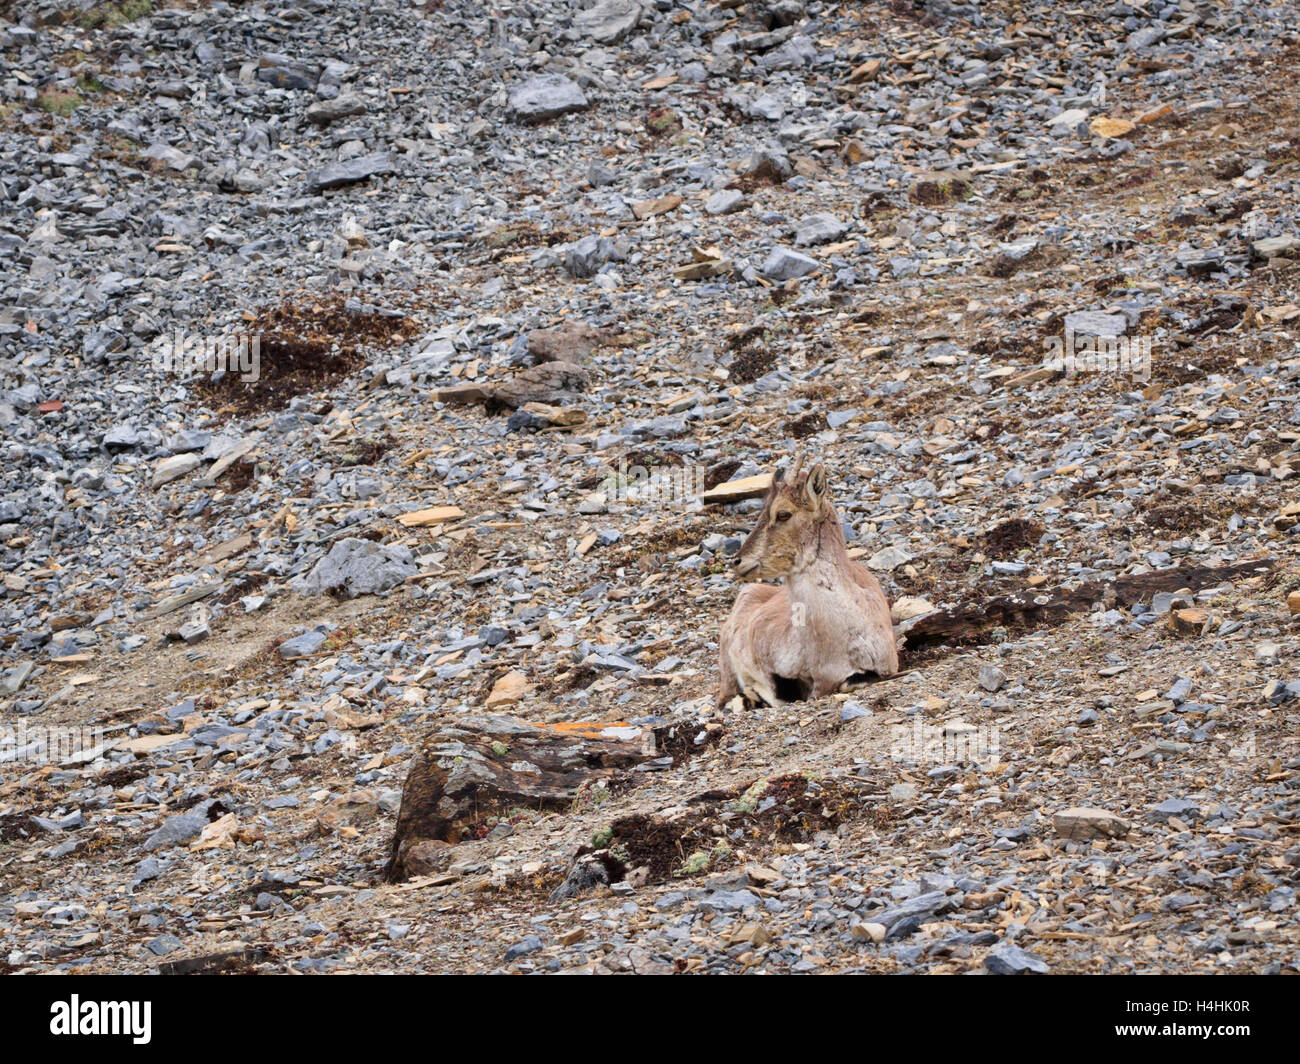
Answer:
[787,454,805,481]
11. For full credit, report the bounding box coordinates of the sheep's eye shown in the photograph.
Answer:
[775,511,792,522]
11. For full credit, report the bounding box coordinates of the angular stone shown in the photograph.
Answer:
[866,545,912,571]
[278,629,328,659]
[760,247,819,280]
[739,147,793,184]
[305,93,368,126]
[1089,116,1136,139]
[509,75,589,122]
[385,715,658,880]
[526,322,617,364]
[564,234,615,278]
[141,142,196,172]
[485,670,530,708]
[1064,311,1127,339]
[1053,807,1131,840]
[1152,797,1201,822]
[573,0,644,44]
[306,152,394,193]
[1047,107,1089,131]
[795,213,848,246]
[1252,235,1300,260]
[870,890,952,931]
[151,453,201,488]
[290,538,416,598]
[493,361,589,408]
[144,800,218,851]
[985,942,1049,974]
[705,188,745,215]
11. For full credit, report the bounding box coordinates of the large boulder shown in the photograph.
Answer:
[385,715,657,881]
[573,0,644,44]
[493,360,589,408]
[526,321,619,364]
[291,538,416,598]
[509,75,589,123]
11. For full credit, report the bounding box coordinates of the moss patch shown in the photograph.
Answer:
[36,90,82,116]
[78,0,153,30]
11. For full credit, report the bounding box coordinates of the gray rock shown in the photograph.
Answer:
[701,889,759,912]
[151,454,202,488]
[1,661,36,695]
[144,800,217,851]
[291,538,417,598]
[760,247,819,280]
[306,93,368,126]
[278,628,328,659]
[705,188,745,215]
[146,934,184,956]
[985,942,1049,974]
[978,665,1007,692]
[550,852,614,901]
[509,75,590,122]
[740,146,793,184]
[1252,235,1300,259]
[840,701,871,722]
[141,142,196,172]
[505,934,544,960]
[870,890,952,931]
[564,235,615,279]
[306,152,394,193]
[573,0,644,44]
[1152,797,1201,822]
[795,213,848,246]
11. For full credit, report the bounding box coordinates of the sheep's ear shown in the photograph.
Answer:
[805,463,828,504]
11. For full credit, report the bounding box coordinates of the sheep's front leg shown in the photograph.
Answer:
[717,649,742,711]
[748,675,784,708]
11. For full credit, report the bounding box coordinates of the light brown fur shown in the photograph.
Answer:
[717,458,898,708]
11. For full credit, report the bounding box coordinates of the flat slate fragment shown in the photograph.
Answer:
[509,75,590,122]
[306,152,394,193]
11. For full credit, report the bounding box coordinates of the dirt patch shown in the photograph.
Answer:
[905,558,1276,650]
[728,327,778,382]
[0,813,36,845]
[786,412,827,438]
[735,159,791,192]
[981,518,1043,559]
[213,570,270,606]
[983,243,1065,279]
[193,296,413,419]
[158,945,276,976]
[704,459,744,490]
[910,175,971,206]
[1158,349,1240,383]
[598,773,882,884]
[94,762,152,788]
[217,456,257,494]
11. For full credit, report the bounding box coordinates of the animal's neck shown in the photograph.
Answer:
[785,515,855,619]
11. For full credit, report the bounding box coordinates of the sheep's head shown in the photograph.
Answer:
[733,457,833,582]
